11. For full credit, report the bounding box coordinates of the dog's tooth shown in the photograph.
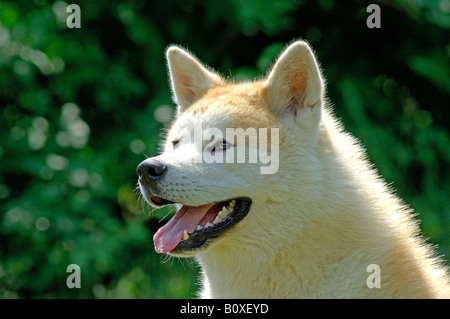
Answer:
[230,200,235,207]
[196,225,203,231]
[227,207,234,214]
[213,216,223,224]
[218,209,228,219]
[205,222,213,228]
[182,230,189,240]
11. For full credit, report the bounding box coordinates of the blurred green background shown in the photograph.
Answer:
[0,0,449,298]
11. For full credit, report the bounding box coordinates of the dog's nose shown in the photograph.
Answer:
[137,159,167,181]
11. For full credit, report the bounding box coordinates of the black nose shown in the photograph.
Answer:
[137,159,167,181]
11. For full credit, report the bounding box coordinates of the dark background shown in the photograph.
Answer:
[0,0,449,298]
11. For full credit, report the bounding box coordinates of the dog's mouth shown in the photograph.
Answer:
[150,196,252,255]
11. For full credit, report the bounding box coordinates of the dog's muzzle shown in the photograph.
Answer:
[137,158,167,183]
[136,158,167,199]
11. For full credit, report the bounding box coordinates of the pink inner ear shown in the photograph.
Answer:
[285,70,308,115]
[176,74,196,105]
[286,93,303,116]
[179,74,191,86]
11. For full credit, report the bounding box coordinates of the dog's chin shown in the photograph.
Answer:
[147,194,252,257]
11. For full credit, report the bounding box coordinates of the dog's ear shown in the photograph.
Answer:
[263,41,324,126]
[166,46,224,114]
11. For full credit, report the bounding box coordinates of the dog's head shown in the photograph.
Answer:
[137,41,325,257]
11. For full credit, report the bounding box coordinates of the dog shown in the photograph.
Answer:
[137,40,450,298]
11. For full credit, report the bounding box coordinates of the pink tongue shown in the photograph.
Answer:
[153,203,215,253]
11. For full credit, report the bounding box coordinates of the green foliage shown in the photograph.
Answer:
[0,0,449,298]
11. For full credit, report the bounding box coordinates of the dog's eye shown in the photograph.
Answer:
[218,139,228,151]
[210,139,230,156]
[215,139,229,152]
[171,140,180,148]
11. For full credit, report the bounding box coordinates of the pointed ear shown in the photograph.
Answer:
[263,41,324,123]
[166,46,224,114]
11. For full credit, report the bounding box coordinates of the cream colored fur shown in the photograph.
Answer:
[158,41,450,298]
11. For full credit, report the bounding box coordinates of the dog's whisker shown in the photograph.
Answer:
[160,253,173,264]
[178,257,187,271]
[157,205,177,223]
[196,185,228,188]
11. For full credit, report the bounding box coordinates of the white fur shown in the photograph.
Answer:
[149,41,450,298]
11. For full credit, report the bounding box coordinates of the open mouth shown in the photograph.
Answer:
[150,196,252,255]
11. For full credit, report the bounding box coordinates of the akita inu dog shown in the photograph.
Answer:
[137,41,450,298]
